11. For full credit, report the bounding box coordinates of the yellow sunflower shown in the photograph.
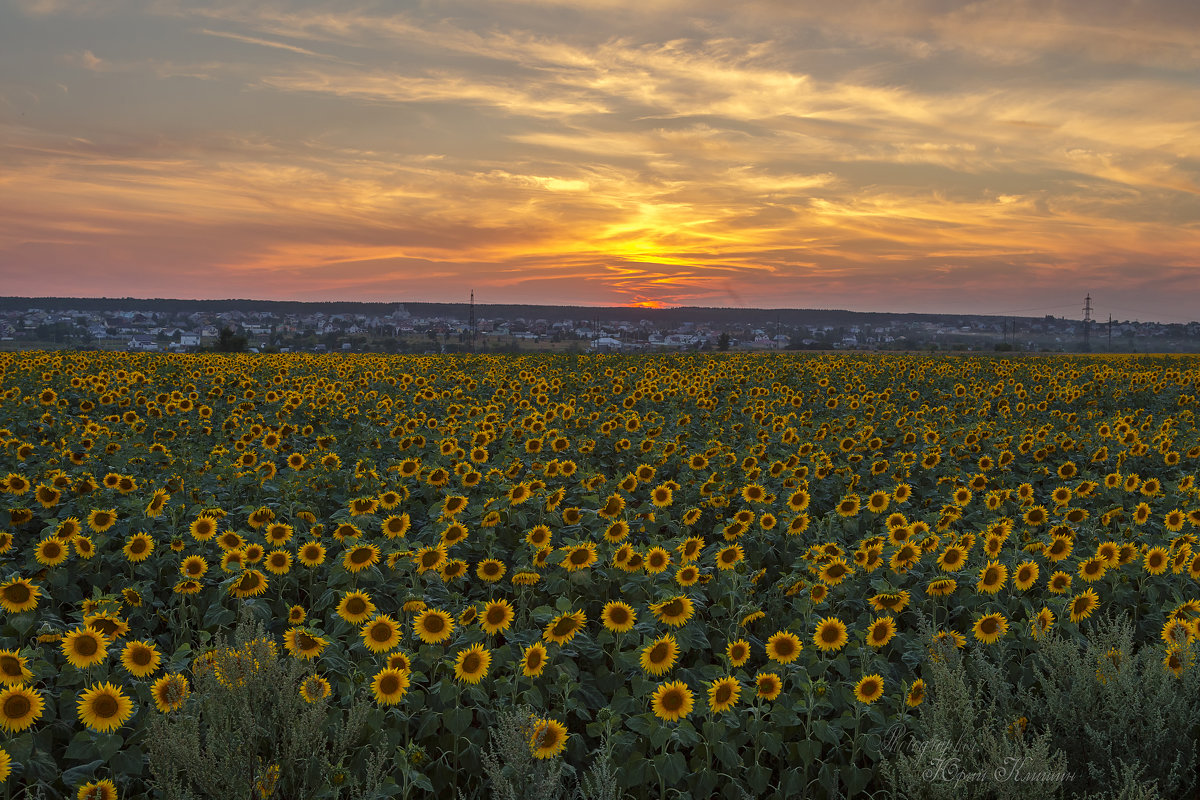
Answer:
[650,680,694,722]
[530,718,569,759]
[453,644,491,684]
[813,617,848,653]
[62,627,109,670]
[854,674,884,704]
[414,609,455,644]
[707,676,741,713]
[370,667,410,705]
[0,685,44,732]
[77,682,134,733]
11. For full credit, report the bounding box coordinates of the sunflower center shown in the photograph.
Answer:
[650,643,669,662]
[0,656,21,676]
[552,618,575,637]
[4,694,31,718]
[487,608,507,625]
[75,636,99,657]
[300,634,318,650]
[92,694,119,719]
[379,674,400,695]
[4,585,30,604]
[424,615,445,633]
[462,653,481,673]
[370,623,392,642]
[351,548,372,564]
[570,549,590,565]
[981,619,998,634]
[661,691,683,712]
[715,684,733,704]
[821,627,840,644]
[527,651,543,669]
[131,647,152,666]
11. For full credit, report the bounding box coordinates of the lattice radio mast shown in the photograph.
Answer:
[1082,294,1093,352]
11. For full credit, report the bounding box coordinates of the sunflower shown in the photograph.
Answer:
[530,718,569,759]
[522,642,548,677]
[0,650,32,686]
[336,591,376,625]
[869,591,911,613]
[481,600,516,635]
[1047,570,1072,594]
[371,667,411,705]
[0,578,39,613]
[229,569,269,599]
[714,544,744,571]
[477,559,507,582]
[865,617,897,648]
[414,609,455,644]
[284,628,327,660]
[77,682,134,733]
[34,536,69,567]
[640,635,679,676]
[707,676,741,713]
[189,516,218,541]
[1144,547,1170,575]
[343,543,381,573]
[1069,589,1100,623]
[976,562,1007,595]
[76,779,118,800]
[972,612,1008,644]
[650,596,695,627]
[526,525,554,549]
[645,547,672,574]
[151,673,189,713]
[765,631,802,664]
[936,545,966,572]
[543,610,586,645]
[651,680,694,722]
[1031,607,1055,639]
[725,639,751,667]
[1013,561,1039,591]
[601,601,636,634]
[813,617,848,653]
[666,561,698,587]
[1077,556,1107,583]
[120,640,161,678]
[382,514,411,539]
[562,543,598,572]
[0,685,43,733]
[413,546,447,575]
[299,674,331,704]
[906,679,926,708]
[854,674,884,704]
[755,672,782,701]
[62,627,109,669]
[453,644,491,684]
[86,509,117,533]
[361,615,402,653]
[298,541,327,567]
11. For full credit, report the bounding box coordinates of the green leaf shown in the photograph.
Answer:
[653,752,687,785]
[61,759,105,786]
[445,705,472,737]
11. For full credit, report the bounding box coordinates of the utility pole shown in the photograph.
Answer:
[1082,294,1092,352]
[468,290,476,353]
[1108,315,1113,351]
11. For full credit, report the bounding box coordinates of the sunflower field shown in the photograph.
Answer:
[2,351,1200,799]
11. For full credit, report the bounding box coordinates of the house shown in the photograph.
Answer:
[127,335,158,351]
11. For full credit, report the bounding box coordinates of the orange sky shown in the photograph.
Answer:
[1,0,1199,321]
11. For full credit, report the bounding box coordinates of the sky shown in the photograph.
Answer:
[1,0,1198,322]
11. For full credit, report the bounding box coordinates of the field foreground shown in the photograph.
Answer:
[1,351,1200,799]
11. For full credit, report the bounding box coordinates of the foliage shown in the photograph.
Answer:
[1,351,1200,798]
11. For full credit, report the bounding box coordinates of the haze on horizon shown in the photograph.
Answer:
[1,1,1198,323]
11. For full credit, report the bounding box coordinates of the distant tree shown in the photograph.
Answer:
[718,332,731,351]
[214,327,248,353]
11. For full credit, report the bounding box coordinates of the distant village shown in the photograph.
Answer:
[4,302,1200,354]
